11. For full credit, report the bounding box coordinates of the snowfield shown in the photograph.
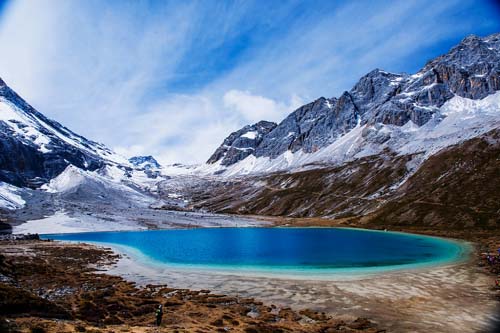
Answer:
[12,210,147,234]
[0,182,25,210]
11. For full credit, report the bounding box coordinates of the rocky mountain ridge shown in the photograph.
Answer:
[207,121,277,166]
[207,33,500,169]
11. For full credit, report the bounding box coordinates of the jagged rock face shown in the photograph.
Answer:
[207,120,277,165]
[255,97,352,157]
[129,155,161,169]
[422,34,500,100]
[0,80,110,187]
[208,33,500,166]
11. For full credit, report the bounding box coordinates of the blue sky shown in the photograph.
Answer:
[0,0,499,164]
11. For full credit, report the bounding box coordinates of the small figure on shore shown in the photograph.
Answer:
[155,304,163,327]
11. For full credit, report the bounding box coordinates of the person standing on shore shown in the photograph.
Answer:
[155,304,163,327]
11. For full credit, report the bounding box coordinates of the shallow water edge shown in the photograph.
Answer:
[42,226,473,281]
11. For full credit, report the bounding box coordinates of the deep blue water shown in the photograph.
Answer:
[43,228,467,273]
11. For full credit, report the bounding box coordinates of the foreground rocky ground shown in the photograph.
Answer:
[0,238,384,333]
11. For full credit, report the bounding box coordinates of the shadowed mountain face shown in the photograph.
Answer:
[208,33,500,165]
[0,78,120,188]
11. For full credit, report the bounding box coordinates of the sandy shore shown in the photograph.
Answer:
[99,240,498,333]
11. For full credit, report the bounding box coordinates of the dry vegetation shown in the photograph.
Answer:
[0,240,384,333]
[185,129,500,231]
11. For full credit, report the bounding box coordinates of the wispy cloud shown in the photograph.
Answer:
[223,90,303,124]
[0,0,499,164]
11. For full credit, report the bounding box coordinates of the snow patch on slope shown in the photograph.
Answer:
[398,92,500,156]
[41,165,86,193]
[241,131,257,139]
[13,210,146,234]
[0,182,25,210]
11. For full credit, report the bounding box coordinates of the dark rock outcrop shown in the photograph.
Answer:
[207,120,277,165]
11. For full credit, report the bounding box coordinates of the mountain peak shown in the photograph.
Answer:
[207,32,500,169]
[460,34,482,44]
[129,155,161,169]
[207,120,277,165]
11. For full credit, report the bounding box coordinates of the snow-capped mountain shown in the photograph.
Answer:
[0,77,129,187]
[206,33,500,175]
[129,155,161,170]
[185,33,500,228]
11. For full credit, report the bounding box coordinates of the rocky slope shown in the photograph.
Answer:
[207,120,277,166]
[207,33,500,174]
[178,128,500,229]
[365,128,500,229]
[0,78,131,188]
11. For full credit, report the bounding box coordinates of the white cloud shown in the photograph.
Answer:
[110,93,231,164]
[112,91,303,165]
[223,90,302,123]
[0,0,196,142]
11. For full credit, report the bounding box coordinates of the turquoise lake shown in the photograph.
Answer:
[43,227,468,275]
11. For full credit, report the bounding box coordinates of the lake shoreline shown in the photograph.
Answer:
[37,224,494,333]
[5,216,500,332]
[42,227,473,281]
[0,238,383,333]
